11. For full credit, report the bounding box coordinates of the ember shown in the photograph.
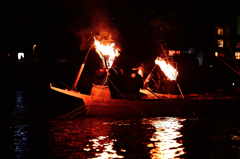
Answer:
[155,57,178,81]
[94,37,120,69]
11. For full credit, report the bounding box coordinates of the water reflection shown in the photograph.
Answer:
[84,135,124,159]
[142,117,185,159]
[13,91,28,118]
[47,118,125,159]
[10,91,30,158]
[11,121,30,158]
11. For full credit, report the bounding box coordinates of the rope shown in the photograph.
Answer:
[228,43,240,73]
[143,86,183,115]
[107,77,151,118]
[58,104,86,118]
[85,74,110,117]
[213,53,240,75]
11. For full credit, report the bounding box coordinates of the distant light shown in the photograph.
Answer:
[18,52,24,60]
[8,54,10,56]
[33,45,36,47]
[210,65,212,67]
[232,83,235,86]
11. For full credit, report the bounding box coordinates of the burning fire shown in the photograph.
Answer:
[94,37,120,69]
[155,57,178,81]
[138,69,143,77]
[138,65,144,77]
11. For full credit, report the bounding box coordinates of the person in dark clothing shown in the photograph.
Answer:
[107,65,124,98]
[90,62,111,99]
[93,67,108,85]
[123,65,143,100]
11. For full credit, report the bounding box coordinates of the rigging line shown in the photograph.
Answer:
[213,53,240,75]
[228,43,240,73]
[61,106,85,118]
[61,108,86,118]
[61,82,71,90]
[144,65,157,85]
[143,86,183,115]
[106,76,120,118]
[107,77,151,118]
[60,106,85,117]
[91,74,108,98]
[101,74,108,86]
[86,74,109,117]
[160,44,183,97]
[58,105,85,118]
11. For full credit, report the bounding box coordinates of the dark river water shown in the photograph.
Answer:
[1,90,240,159]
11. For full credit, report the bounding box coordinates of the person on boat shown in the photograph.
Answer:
[90,62,111,100]
[107,65,125,99]
[123,64,144,100]
[93,62,108,85]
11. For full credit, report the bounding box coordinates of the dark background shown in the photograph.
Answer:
[1,0,240,94]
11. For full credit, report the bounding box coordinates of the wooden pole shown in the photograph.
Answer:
[72,42,95,91]
[143,65,157,85]
[177,83,184,98]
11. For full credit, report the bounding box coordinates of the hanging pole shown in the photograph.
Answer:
[72,35,106,91]
[160,44,184,98]
[72,43,94,91]
[143,44,167,85]
[177,83,184,98]
[143,65,157,85]
[161,44,170,63]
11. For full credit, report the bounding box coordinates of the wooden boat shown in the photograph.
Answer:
[50,83,240,118]
[49,39,240,118]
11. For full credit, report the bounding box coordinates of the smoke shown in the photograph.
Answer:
[74,0,121,51]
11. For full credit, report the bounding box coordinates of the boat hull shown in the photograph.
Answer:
[50,84,240,118]
[85,98,240,118]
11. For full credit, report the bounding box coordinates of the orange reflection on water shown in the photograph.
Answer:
[84,135,124,159]
[143,117,186,159]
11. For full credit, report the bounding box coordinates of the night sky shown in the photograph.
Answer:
[1,0,239,65]
[1,0,240,93]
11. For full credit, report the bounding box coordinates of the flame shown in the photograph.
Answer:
[94,37,120,69]
[155,57,178,81]
[138,69,143,77]
[138,64,144,77]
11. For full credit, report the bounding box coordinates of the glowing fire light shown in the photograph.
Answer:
[155,57,178,81]
[94,37,120,69]
[138,68,143,77]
